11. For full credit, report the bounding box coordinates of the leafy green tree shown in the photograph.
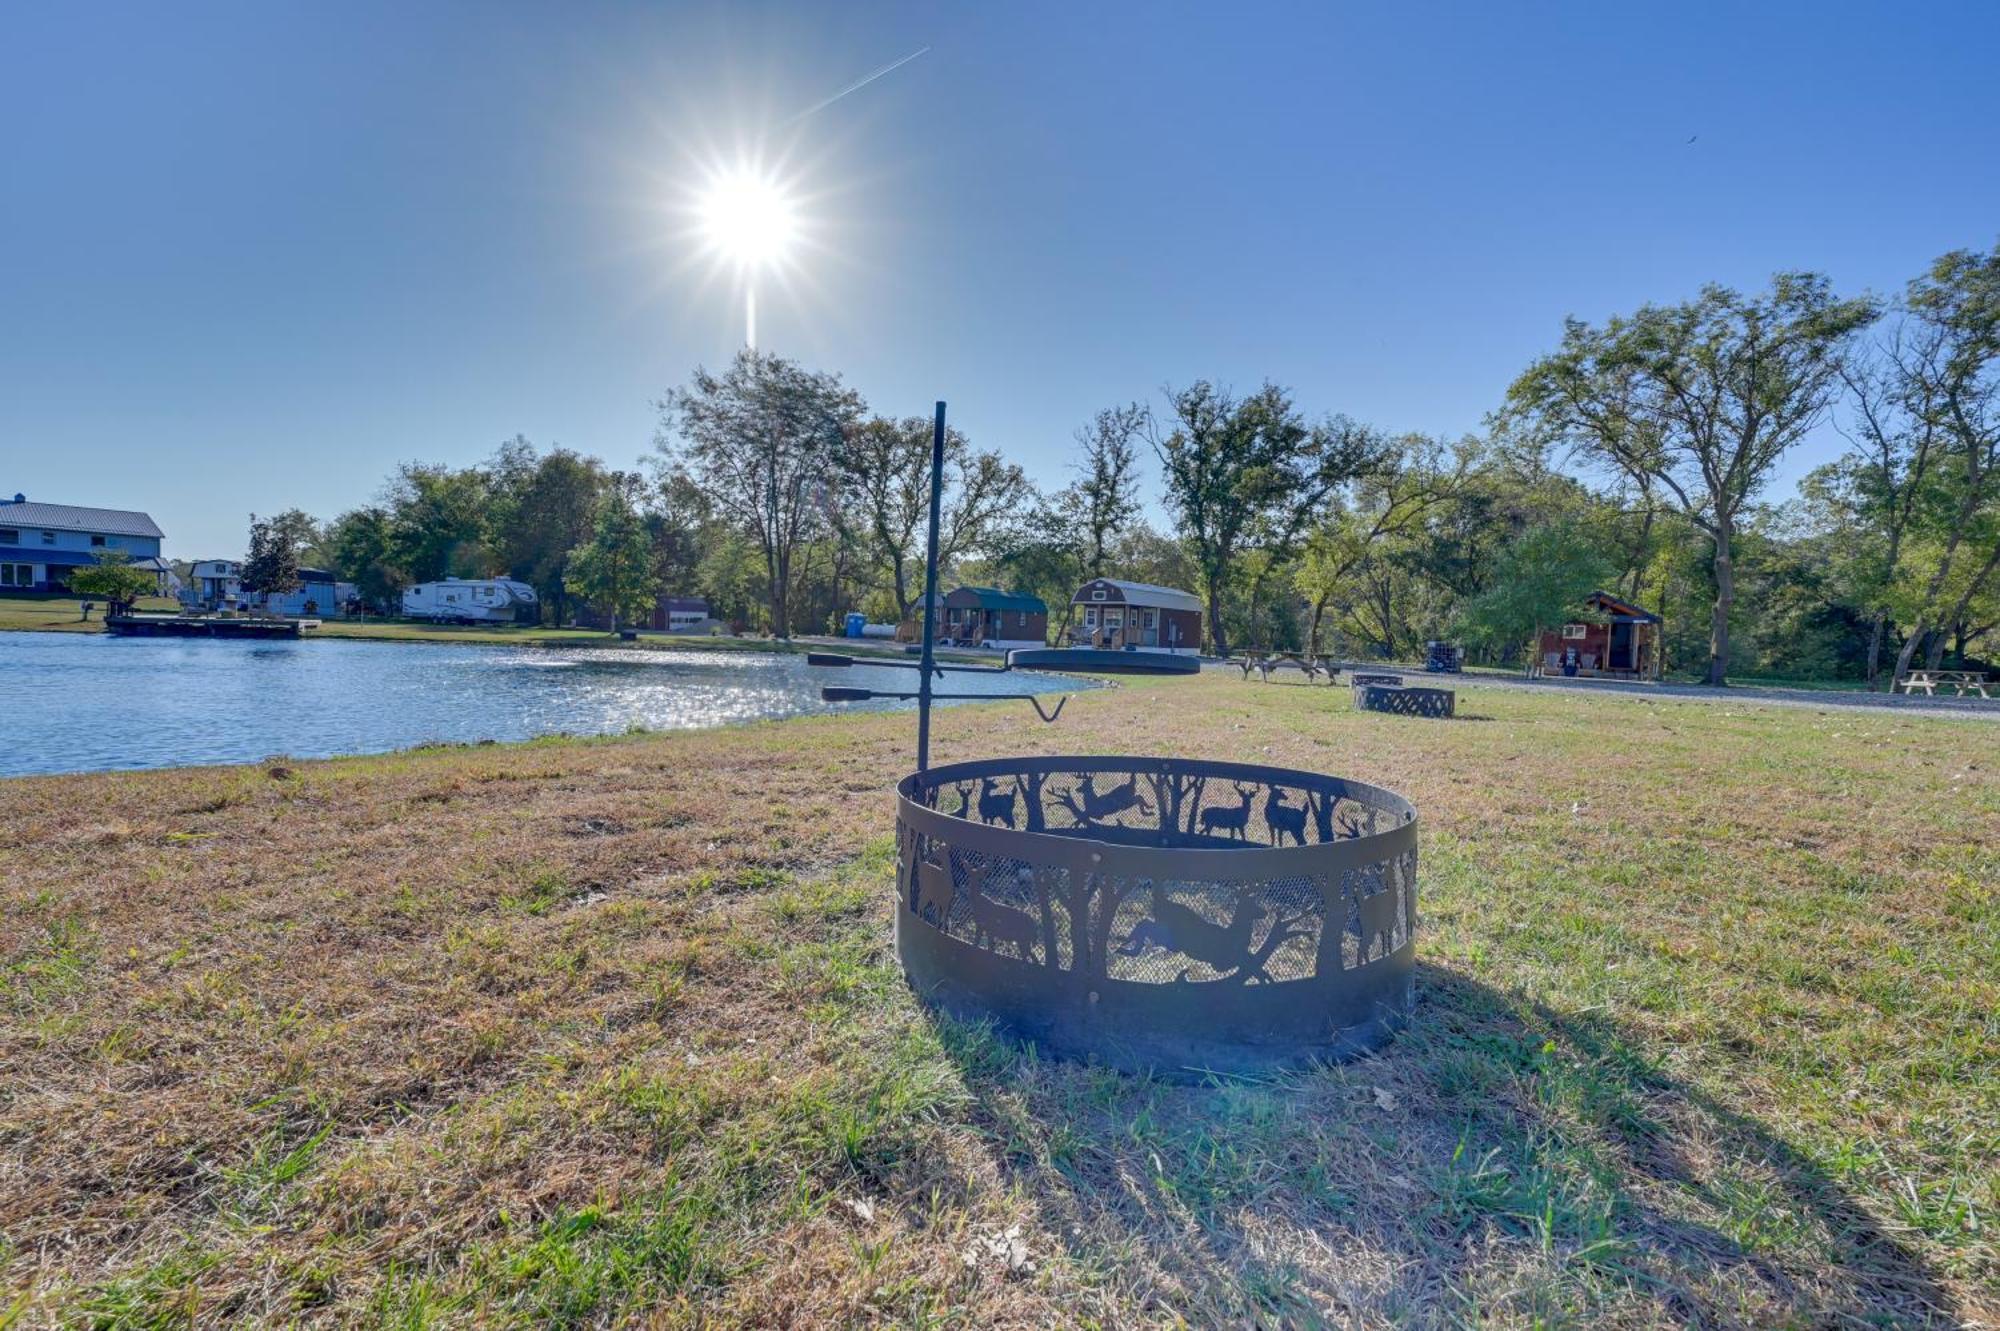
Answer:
[68,550,156,615]
[1886,243,2000,679]
[1294,435,1468,655]
[831,414,1027,620]
[1456,522,1616,675]
[1150,382,1385,655]
[242,512,304,607]
[657,350,863,637]
[387,464,496,583]
[490,440,611,625]
[1063,403,1147,578]
[324,506,403,612]
[566,488,659,631]
[1506,273,1877,683]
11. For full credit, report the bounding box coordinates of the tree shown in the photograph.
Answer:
[242,512,304,607]
[324,506,403,612]
[386,463,495,583]
[1150,382,1385,656]
[1884,242,2000,681]
[490,440,610,625]
[566,486,659,631]
[1294,434,1468,655]
[1063,403,1147,577]
[833,415,1029,619]
[657,350,863,638]
[1506,273,1877,683]
[1823,319,1950,686]
[1457,522,1616,674]
[68,550,156,615]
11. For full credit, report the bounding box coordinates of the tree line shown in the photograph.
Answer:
[254,238,1995,684]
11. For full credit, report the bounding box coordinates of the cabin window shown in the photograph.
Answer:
[0,529,17,544]
[1091,588,1106,600]
[91,535,106,547]
[1143,609,1156,628]
[41,531,56,545]
[1561,623,1588,640]
[1084,608,1097,627]
[1,563,32,586]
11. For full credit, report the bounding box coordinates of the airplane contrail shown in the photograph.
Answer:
[787,46,931,122]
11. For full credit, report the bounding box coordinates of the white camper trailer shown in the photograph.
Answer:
[401,577,539,624]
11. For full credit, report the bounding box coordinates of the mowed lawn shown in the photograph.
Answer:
[1,674,1993,1328]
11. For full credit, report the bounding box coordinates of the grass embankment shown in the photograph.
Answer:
[0,595,182,633]
[1,675,1994,1327]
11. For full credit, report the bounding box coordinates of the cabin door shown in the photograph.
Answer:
[1609,622,1634,671]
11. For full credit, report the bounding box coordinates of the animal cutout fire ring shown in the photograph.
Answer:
[894,756,1418,1076]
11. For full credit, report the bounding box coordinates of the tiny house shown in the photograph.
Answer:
[1068,578,1203,654]
[940,586,1047,649]
[1537,590,1663,679]
[401,577,539,623]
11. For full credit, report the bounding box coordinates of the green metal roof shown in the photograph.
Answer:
[950,586,1047,613]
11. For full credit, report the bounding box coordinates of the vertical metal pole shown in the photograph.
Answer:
[915,401,946,772]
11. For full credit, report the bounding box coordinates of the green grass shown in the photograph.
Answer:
[0,673,1992,1326]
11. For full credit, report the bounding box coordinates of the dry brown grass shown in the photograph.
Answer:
[1,673,1994,1328]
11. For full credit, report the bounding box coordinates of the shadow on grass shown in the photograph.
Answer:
[923,962,1960,1327]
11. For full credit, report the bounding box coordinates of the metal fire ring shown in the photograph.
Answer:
[1355,684,1456,718]
[893,756,1418,1077]
[1348,672,1405,688]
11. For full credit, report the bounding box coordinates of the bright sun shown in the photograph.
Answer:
[699,170,797,268]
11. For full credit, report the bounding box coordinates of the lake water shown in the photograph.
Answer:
[0,634,1087,777]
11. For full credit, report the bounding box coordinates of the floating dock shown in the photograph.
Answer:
[105,614,308,639]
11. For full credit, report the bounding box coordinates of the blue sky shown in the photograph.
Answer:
[3,1,1996,559]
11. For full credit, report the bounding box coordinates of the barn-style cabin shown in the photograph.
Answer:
[1068,578,1203,655]
[940,586,1048,649]
[1537,591,1663,679]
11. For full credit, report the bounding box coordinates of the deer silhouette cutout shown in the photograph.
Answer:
[1356,880,1402,960]
[1265,787,1308,846]
[913,852,955,929]
[977,776,1018,828]
[1059,772,1155,825]
[1197,783,1257,840]
[961,861,1040,961]
[1117,886,1268,979]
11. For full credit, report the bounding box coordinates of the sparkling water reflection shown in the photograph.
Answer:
[0,635,1089,777]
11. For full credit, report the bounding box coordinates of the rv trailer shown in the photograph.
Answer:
[400,577,539,624]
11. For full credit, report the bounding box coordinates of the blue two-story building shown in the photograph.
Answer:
[0,494,169,593]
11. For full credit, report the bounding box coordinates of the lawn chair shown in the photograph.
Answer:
[1579,652,1598,674]
[1542,651,1561,677]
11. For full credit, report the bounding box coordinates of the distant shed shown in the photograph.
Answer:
[1537,590,1662,679]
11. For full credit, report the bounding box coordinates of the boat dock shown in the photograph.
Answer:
[105,614,311,639]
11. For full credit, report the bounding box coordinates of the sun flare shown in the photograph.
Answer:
[699,169,798,269]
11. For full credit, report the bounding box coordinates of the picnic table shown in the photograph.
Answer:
[1235,652,1342,684]
[1896,669,1992,698]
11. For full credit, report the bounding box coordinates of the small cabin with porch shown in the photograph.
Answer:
[1069,578,1203,655]
[1538,591,1662,679]
[940,586,1047,649]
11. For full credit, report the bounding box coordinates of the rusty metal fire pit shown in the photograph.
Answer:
[893,756,1418,1076]
[810,401,1421,1076]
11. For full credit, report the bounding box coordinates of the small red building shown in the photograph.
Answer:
[1537,590,1663,679]
[1068,578,1203,655]
[941,586,1048,648]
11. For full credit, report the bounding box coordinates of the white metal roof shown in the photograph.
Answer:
[0,499,165,539]
[1075,578,1204,613]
